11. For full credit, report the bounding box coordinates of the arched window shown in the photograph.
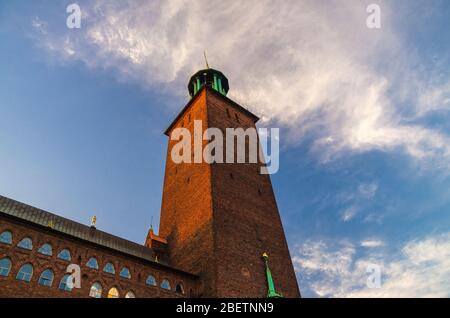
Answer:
[38,243,52,256]
[107,287,119,298]
[86,257,99,269]
[0,231,12,244]
[16,263,33,282]
[89,282,102,298]
[38,269,54,287]
[119,267,131,279]
[103,262,115,274]
[0,258,12,276]
[17,237,33,250]
[160,279,171,290]
[176,283,185,294]
[146,275,157,286]
[57,249,71,261]
[59,274,73,292]
[125,291,136,298]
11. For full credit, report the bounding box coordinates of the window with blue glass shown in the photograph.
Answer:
[17,237,33,250]
[59,274,73,292]
[0,231,12,244]
[160,279,171,290]
[146,275,157,286]
[103,262,115,274]
[16,263,33,282]
[119,267,131,279]
[57,249,71,261]
[38,269,54,287]
[86,257,99,269]
[38,243,52,256]
[0,258,12,276]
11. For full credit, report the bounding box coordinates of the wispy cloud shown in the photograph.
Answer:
[360,239,385,248]
[31,0,450,170]
[293,233,450,297]
[342,206,358,222]
[339,182,378,222]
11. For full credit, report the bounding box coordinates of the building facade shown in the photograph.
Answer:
[0,68,300,298]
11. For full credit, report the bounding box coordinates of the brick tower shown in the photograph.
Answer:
[158,68,300,298]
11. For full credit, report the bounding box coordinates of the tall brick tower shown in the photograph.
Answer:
[159,68,300,298]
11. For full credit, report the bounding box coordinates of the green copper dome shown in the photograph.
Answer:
[188,68,229,98]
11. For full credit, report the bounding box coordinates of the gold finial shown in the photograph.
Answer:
[262,252,269,259]
[47,220,54,229]
[90,215,97,227]
[204,51,210,69]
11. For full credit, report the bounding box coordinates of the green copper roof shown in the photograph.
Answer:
[188,68,229,97]
[262,253,283,298]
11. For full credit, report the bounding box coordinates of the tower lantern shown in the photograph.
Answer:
[188,68,229,98]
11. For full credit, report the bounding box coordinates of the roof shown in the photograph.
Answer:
[0,195,196,277]
[164,86,260,136]
[188,68,229,97]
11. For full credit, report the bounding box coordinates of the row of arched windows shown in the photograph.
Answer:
[1,230,186,295]
[0,257,135,297]
[1,231,71,260]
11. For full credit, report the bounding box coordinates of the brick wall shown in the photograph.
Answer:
[0,215,198,298]
[159,87,300,298]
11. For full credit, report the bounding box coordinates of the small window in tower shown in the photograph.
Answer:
[181,120,184,127]
[230,173,234,179]
[187,177,190,183]
[258,189,262,196]
[188,113,191,122]
[226,108,231,118]
[235,113,240,123]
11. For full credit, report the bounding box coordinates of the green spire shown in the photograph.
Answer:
[262,252,283,298]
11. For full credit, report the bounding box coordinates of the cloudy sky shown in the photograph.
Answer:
[1,0,449,297]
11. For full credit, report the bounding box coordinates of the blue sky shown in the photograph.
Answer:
[1,0,450,297]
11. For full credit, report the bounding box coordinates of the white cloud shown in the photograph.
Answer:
[342,206,358,222]
[360,239,384,248]
[293,233,450,297]
[358,183,378,200]
[31,0,450,170]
